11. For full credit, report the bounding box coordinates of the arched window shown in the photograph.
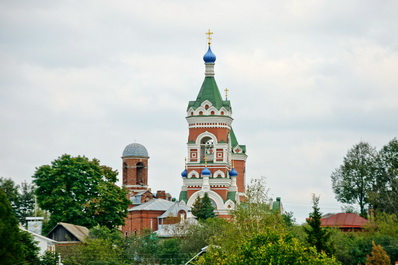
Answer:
[136,162,145,185]
[199,111,203,115]
[200,137,214,162]
[122,162,128,185]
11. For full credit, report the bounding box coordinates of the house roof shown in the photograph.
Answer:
[321,213,368,228]
[47,222,89,242]
[20,226,58,243]
[129,198,175,212]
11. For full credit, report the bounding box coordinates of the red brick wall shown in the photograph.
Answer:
[233,159,246,193]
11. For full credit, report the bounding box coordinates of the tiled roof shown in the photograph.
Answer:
[321,213,368,228]
[129,198,175,212]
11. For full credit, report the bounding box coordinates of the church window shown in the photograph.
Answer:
[199,111,203,115]
[221,111,224,115]
[205,104,209,109]
[191,111,194,116]
[122,162,128,185]
[211,111,215,115]
[136,162,145,185]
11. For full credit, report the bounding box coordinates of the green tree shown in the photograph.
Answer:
[304,194,333,255]
[369,138,398,215]
[19,229,40,264]
[191,193,215,221]
[0,177,20,215]
[16,181,36,223]
[40,250,59,265]
[33,154,130,232]
[331,141,378,216]
[197,229,341,265]
[0,189,24,264]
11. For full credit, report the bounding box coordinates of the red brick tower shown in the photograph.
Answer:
[122,143,150,200]
[179,31,247,217]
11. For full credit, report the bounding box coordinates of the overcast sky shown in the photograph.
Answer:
[1,0,397,223]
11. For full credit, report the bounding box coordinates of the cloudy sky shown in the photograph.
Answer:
[1,0,397,223]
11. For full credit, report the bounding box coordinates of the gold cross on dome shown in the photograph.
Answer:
[224,88,229,100]
[206,29,213,45]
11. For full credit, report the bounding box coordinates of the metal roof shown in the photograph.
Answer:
[158,202,191,218]
[129,198,175,212]
[47,222,89,242]
[321,213,368,228]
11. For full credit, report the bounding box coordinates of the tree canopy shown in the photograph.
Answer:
[0,177,36,224]
[0,189,24,264]
[331,141,378,216]
[304,194,333,256]
[191,192,216,221]
[331,139,398,216]
[369,138,398,215]
[33,154,129,231]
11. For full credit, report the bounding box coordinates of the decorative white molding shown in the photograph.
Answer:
[187,190,225,211]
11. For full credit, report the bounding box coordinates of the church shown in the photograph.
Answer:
[121,31,249,235]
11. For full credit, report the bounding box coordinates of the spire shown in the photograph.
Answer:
[187,30,231,112]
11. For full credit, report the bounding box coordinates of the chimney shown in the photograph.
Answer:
[156,190,166,199]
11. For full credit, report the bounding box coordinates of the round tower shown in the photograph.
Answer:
[122,143,149,193]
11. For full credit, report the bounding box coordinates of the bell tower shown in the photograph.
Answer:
[179,31,247,217]
[122,143,150,197]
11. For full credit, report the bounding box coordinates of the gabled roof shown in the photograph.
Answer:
[158,202,191,218]
[129,198,175,212]
[47,222,89,242]
[188,77,231,111]
[321,213,368,228]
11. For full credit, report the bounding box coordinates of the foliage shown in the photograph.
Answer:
[369,138,398,215]
[0,188,24,265]
[40,250,59,265]
[125,230,160,264]
[60,226,128,265]
[331,141,378,217]
[196,229,341,265]
[179,218,228,258]
[366,241,391,265]
[33,154,129,232]
[304,194,333,256]
[331,213,398,265]
[20,229,41,264]
[191,192,215,221]
[157,238,188,265]
[0,177,36,224]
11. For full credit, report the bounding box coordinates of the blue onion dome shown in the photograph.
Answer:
[122,143,149,158]
[181,169,187,178]
[229,168,238,177]
[203,46,216,63]
[201,167,211,176]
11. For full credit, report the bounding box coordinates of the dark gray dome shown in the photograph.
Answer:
[122,143,149,158]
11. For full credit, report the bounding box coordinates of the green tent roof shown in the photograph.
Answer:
[188,76,231,111]
[230,128,246,153]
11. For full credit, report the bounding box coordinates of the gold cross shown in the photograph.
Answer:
[205,29,213,45]
[224,88,229,100]
[204,156,208,167]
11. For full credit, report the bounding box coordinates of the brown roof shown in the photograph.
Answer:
[47,222,89,242]
[321,213,368,228]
